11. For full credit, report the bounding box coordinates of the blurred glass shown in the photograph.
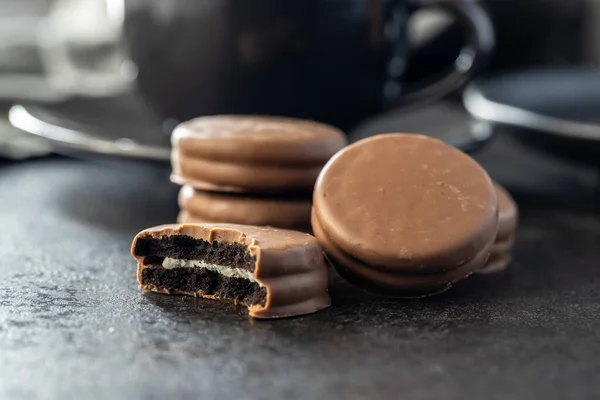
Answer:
[0,0,135,101]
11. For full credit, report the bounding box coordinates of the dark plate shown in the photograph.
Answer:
[8,95,171,169]
[463,68,600,166]
[0,104,51,160]
[348,101,493,153]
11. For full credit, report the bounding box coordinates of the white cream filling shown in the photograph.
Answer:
[162,257,258,284]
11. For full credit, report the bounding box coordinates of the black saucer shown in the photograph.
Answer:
[9,95,171,166]
[348,101,493,153]
[464,68,600,167]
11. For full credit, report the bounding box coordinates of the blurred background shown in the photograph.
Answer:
[0,0,599,168]
[3,3,600,398]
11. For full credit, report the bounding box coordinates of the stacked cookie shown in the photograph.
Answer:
[131,128,523,320]
[171,115,347,231]
[477,183,518,274]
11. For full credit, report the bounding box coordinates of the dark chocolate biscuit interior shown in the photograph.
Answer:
[134,235,255,270]
[134,235,265,307]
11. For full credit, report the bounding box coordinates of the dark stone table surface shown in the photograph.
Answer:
[1,136,599,400]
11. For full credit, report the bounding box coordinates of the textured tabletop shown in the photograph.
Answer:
[1,136,599,400]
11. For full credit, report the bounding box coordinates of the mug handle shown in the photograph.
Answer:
[384,0,494,108]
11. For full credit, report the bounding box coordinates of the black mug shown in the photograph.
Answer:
[125,0,494,130]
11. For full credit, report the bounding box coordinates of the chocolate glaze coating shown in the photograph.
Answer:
[131,223,330,319]
[171,152,324,192]
[177,185,311,230]
[312,210,493,297]
[178,212,313,234]
[172,115,347,165]
[170,115,346,192]
[314,134,498,273]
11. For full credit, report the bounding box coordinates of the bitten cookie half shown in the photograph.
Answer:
[131,223,331,319]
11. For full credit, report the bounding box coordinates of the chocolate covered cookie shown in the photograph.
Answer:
[312,133,499,297]
[177,185,311,231]
[131,223,330,318]
[312,210,491,297]
[171,115,347,192]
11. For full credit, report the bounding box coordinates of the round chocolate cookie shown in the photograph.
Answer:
[477,184,518,274]
[177,185,312,231]
[171,115,347,192]
[312,133,499,297]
